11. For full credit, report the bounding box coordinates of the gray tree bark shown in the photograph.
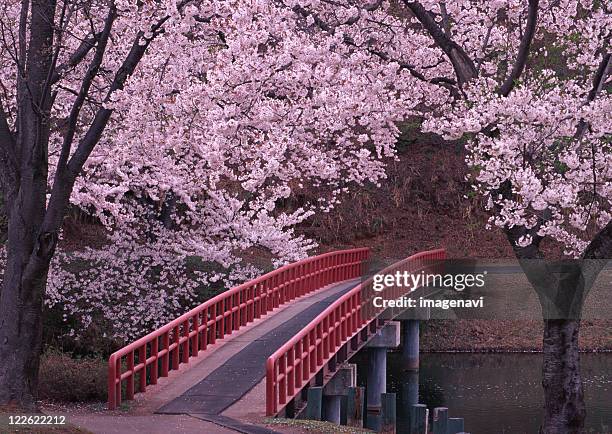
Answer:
[541,319,585,434]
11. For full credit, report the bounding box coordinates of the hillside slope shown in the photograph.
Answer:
[302,137,609,352]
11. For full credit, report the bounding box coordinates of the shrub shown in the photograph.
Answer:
[38,351,107,402]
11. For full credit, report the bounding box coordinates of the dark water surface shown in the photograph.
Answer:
[353,352,611,434]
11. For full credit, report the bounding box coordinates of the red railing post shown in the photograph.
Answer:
[280,272,286,305]
[161,331,169,377]
[266,358,277,416]
[279,354,287,406]
[182,320,190,363]
[218,302,225,339]
[107,355,117,410]
[126,352,135,400]
[151,338,159,385]
[289,268,296,300]
[247,286,254,323]
[298,263,304,296]
[265,278,273,313]
[322,317,330,360]
[232,293,239,331]
[172,326,180,369]
[256,283,263,318]
[303,334,310,382]
[274,274,280,309]
[210,304,217,345]
[192,314,200,355]
[287,347,295,398]
[139,345,147,393]
[295,340,303,389]
[200,308,208,351]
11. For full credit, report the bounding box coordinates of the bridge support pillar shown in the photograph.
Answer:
[322,395,341,424]
[367,347,387,411]
[397,306,429,370]
[401,369,419,407]
[344,386,365,427]
[305,387,323,420]
[402,319,420,370]
[321,364,356,425]
[365,321,400,413]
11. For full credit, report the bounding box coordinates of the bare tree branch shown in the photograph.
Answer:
[55,5,116,178]
[583,220,612,260]
[587,52,612,101]
[50,32,100,85]
[439,2,451,37]
[361,44,460,97]
[475,19,496,73]
[574,53,611,140]
[0,101,17,200]
[66,38,156,176]
[18,0,28,70]
[498,0,539,96]
[403,1,477,86]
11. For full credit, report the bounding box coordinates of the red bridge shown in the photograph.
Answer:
[106,247,446,432]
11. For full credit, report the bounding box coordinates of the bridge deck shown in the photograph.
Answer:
[156,279,359,417]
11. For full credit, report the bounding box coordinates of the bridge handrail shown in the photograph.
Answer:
[107,247,369,410]
[265,248,446,416]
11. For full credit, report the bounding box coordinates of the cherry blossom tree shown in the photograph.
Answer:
[256,0,607,430]
[0,1,609,432]
[379,1,609,431]
[0,0,421,407]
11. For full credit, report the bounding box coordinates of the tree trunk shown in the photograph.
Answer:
[0,194,55,408]
[541,319,586,434]
[0,267,46,409]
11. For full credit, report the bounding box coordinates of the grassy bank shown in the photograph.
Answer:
[421,319,612,353]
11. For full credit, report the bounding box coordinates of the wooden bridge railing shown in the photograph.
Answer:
[107,248,369,410]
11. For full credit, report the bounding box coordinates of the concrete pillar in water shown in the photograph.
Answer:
[402,319,420,370]
[381,393,397,434]
[367,347,387,410]
[322,364,356,425]
[345,386,365,427]
[448,417,465,433]
[432,407,449,434]
[409,404,429,434]
[401,369,419,407]
[306,387,323,420]
[365,321,400,411]
[322,395,341,424]
[397,306,429,371]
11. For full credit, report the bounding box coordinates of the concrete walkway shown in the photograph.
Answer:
[158,281,356,416]
[68,414,237,434]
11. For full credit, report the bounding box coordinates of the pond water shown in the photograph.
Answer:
[353,352,611,434]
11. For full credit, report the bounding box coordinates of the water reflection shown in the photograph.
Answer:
[353,352,611,433]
